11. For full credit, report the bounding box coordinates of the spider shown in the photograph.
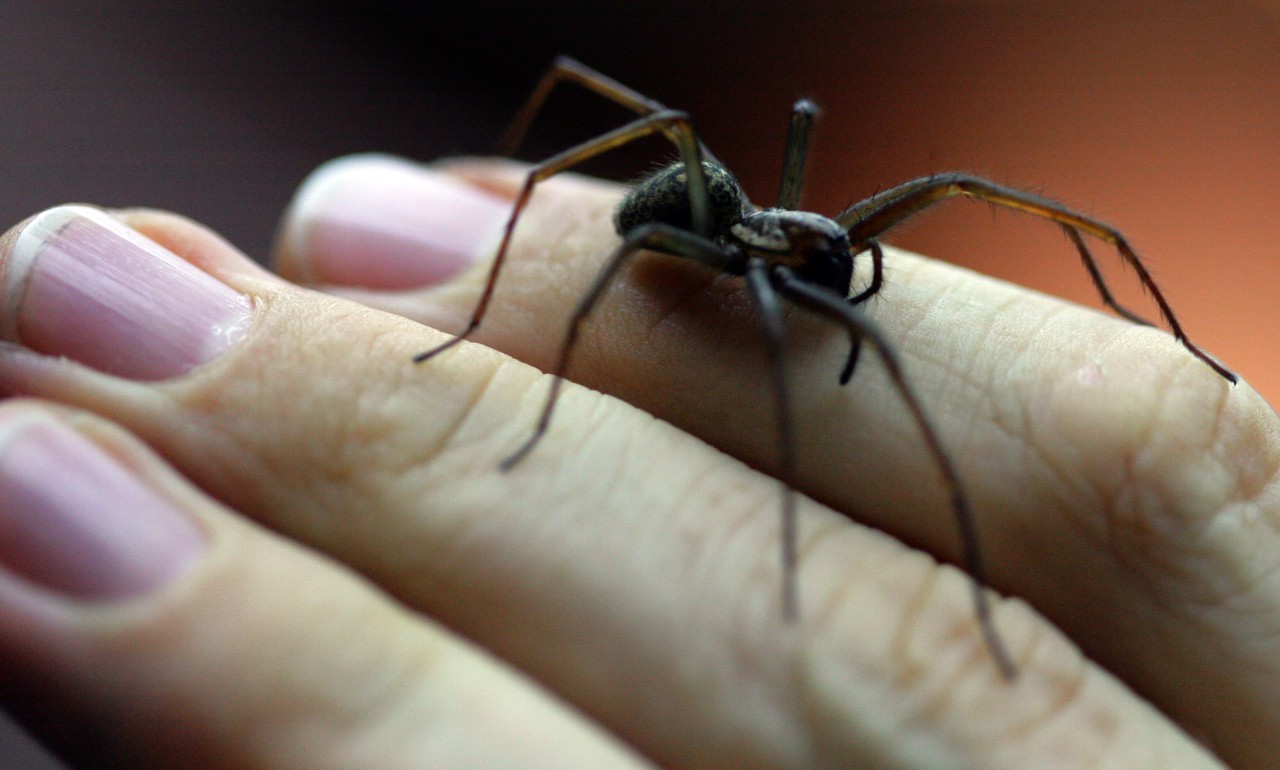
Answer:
[415,56,1236,680]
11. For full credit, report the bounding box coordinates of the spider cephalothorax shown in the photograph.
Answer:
[619,162,857,292]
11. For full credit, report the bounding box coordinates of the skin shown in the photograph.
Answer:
[1,160,1278,768]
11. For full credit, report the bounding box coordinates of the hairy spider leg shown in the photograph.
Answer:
[498,56,726,173]
[1060,225,1145,325]
[836,173,1237,383]
[499,223,732,470]
[742,258,802,620]
[413,109,714,364]
[776,100,819,210]
[771,97,886,387]
[837,239,888,385]
[499,56,670,157]
[772,265,1018,680]
[841,175,1153,325]
[848,239,886,306]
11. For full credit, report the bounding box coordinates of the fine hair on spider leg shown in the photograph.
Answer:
[415,56,1237,682]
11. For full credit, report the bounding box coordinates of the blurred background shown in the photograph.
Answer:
[0,0,1278,765]
[0,0,1277,390]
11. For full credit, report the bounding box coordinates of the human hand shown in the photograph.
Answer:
[0,154,1274,768]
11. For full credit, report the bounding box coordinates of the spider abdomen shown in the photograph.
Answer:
[614,161,745,236]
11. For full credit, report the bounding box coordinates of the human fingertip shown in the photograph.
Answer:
[0,398,653,770]
[1,205,253,382]
[276,154,511,290]
[0,404,205,605]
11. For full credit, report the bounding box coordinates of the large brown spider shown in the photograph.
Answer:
[416,56,1236,680]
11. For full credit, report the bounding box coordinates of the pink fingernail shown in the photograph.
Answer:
[0,412,205,602]
[279,154,510,289]
[2,206,253,381]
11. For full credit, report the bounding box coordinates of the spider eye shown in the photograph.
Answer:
[787,228,854,293]
[614,161,744,235]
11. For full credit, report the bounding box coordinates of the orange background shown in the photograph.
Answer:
[612,2,1280,398]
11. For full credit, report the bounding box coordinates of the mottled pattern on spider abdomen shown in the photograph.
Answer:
[614,161,745,236]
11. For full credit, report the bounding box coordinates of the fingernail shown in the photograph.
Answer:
[0,412,205,602]
[1,205,253,381]
[279,154,510,289]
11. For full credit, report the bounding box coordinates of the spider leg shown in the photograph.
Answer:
[848,239,886,305]
[743,257,801,620]
[775,99,819,210]
[1060,225,1147,326]
[498,56,722,167]
[847,179,1148,328]
[843,175,1150,318]
[836,173,1236,383]
[772,265,1018,680]
[837,239,886,386]
[839,334,863,387]
[414,109,714,365]
[501,224,733,469]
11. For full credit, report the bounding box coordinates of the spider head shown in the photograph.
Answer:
[789,216,855,292]
[614,161,745,237]
[729,210,855,296]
